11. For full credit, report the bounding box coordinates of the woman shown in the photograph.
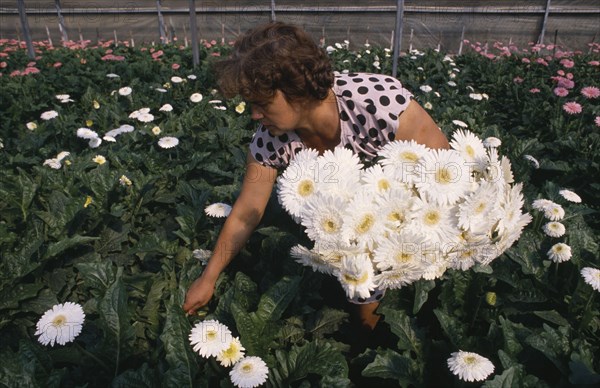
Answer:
[183,22,448,332]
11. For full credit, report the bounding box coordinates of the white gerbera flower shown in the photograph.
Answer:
[375,187,415,231]
[118,175,132,187]
[189,320,232,358]
[316,147,362,198]
[152,126,161,135]
[496,183,529,233]
[155,88,168,93]
[103,136,116,142]
[415,148,472,206]
[187,74,197,80]
[128,108,150,119]
[559,189,582,203]
[92,155,106,165]
[56,151,70,161]
[452,120,468,128]
[216,337,245,367]
[137,112,155,123]
[43,158,62,169]
[524,154,540,169]
[483,137,501,148]
[192,249,212,265]
[41,110,59,120]
[290,244,336,275]
[337,254,376,299]
[56,94,74,103]
[171,76,184,83]
[450,129,487,169]
[374,266,423,290]
[88,137,102,148]
[157,136,179,149]
[581,267,600,291]
[276,149,320,218]
[118,86,132,96]
[300,194,347,245]
[409,197,460,246]
[457,182,500,234]
[106,73,120,78]
[159,103,173,112]
[26,122,37,130]
[543,203,565,221]
[378,140,428,183]
[205,202,232,218]
[77,127,99,140]
[542,222,566,238]
[469,93,484,100]
[190,93,203,103]
[235,102,246,114]
[547,243,572,263]
[447,350,494,382]
[420,85,433,93]
[35,302,85,346]
[532,199,554,211]
[360,164,398,194]
[341,191,385,249]
[372,231,426,271]
[229,356,269,388]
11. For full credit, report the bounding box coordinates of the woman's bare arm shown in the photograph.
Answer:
[396,99,450,150]
[183,152,278,314]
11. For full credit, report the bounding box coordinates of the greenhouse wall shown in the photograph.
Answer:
[1,1,599,52]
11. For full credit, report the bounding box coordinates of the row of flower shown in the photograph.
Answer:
[0,36,599,387]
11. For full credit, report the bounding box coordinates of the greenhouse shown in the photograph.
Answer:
[1,1,599,387]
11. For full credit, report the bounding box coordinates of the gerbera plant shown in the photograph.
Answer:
[277,130,531,299]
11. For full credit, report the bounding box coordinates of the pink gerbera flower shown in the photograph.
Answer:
[595,116,600,127]
[529,88,541,94]
[560,58,575,68]
[581,86,600,99]
[553,87,569,97]
[562,102,582,115]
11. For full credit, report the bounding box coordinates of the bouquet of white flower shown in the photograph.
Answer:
[277,130,532,300]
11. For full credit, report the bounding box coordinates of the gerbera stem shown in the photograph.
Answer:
[578,292,595,332]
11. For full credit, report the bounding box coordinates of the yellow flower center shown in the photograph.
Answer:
[475,202,486,214]
[395,252,413,263]
[460,249,476,259]
[377,179,390,191]
[343,271,369,285]
[401,151,419,162]
[321,218,339,234]
[297,180,314,197]
[52,314,67,327]
[356,214,375,234]
[465,145,475,158]
[206,330,217,341]
[464,356,477,365]
[436,167,453,184]
[424,210,440,226]
[242,364,253,373]
[388,211,405,223]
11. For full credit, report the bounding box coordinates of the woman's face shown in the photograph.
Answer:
[249,90,303,136]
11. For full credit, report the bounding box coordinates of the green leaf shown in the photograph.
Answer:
[305,307,348,339]
[112,363,158,388]
[482,366,519,388]
[255,276,301,323]
[95,223,130,254]
[433,309,470,349]
[75,260,116,291]
[413,279,436,314]
[379,306,423,355]
[271,340,348,386]
[362,348,416,387]
[524,324,570,374]
[44,235,98,260]
[533,310,569,327]
[499,317,524,357]
[98,267,135,376]
[159,298,199,388]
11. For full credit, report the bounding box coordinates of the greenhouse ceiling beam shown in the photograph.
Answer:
[1,6,599,15]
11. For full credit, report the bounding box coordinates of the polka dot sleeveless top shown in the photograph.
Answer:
[249,72,413,169]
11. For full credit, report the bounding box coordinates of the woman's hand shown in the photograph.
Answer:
[183,274,216,315]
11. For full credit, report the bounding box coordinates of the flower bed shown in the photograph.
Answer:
[0,37,599,387]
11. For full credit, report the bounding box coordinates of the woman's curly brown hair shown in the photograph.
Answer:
[214,22,334,105]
